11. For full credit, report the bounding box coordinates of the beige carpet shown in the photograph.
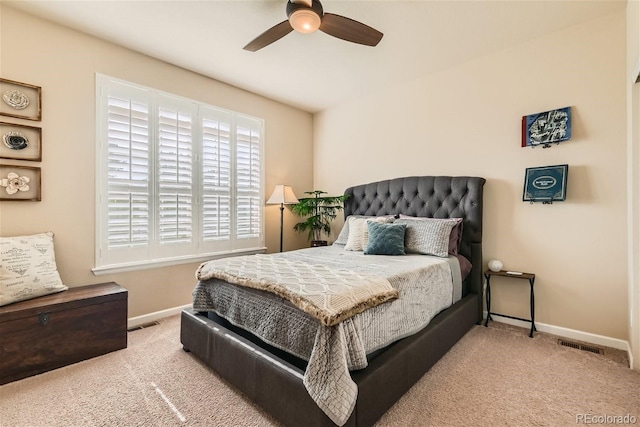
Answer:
[1,315,638,427]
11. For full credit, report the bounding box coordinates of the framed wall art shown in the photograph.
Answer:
[0,122,42,161]
[0,164,41,201]
[523,164,568,204]
[522,106,571,148]
[0,78,42,121]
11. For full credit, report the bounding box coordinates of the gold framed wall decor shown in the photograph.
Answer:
[0,78,42,121]
[0,164,41,201]
[0,122,42,161]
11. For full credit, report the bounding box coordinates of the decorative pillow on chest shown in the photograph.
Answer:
[0,232,67,306]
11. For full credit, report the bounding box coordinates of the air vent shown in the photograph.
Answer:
[557,339,604,355]
[128,321,160,332]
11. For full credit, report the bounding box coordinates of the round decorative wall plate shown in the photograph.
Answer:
[2,131,29,150]
[2,90,30,110]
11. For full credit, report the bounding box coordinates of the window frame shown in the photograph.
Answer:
[94,74,265,275]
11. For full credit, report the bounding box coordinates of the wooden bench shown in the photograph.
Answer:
[0,282,128,385]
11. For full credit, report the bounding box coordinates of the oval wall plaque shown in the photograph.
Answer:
[532,175,557,190]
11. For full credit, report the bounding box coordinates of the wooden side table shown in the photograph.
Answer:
[484,270,536,337]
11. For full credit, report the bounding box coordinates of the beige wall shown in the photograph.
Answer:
[0,5,633,345]
[0,7,313,318]
[627,0,640,369]
[315,12,628,340]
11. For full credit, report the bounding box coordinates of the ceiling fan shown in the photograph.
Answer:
[244,0,383,52]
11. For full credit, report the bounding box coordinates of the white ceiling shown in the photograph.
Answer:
[4,0,626,113]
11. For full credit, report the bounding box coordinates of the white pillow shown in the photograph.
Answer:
[333,219,352,246]
[0,232,67,306]
[344,216,390,251]
[334,215,395,246]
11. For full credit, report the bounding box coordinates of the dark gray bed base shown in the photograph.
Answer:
[180,176,485,427]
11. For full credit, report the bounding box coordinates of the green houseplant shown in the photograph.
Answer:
[291,190,348,246]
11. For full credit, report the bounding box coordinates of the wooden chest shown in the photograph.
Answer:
[0,282,127,385]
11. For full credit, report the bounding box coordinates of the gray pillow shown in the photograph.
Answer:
[398,214,463,255]
[364,222,406,256]
[394,218,458,257]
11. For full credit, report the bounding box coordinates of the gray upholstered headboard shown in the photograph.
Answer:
[343,176,486,321]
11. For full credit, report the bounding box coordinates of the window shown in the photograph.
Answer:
[95,75,264,273]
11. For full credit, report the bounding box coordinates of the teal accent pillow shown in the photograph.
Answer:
[364,222,406,255]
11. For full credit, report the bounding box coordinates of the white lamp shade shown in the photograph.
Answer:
[267,185,299,205]
[289,9,321,33]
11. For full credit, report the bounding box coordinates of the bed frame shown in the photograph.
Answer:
[181,176,485,427]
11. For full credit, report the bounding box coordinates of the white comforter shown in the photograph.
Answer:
[193,245,461,426]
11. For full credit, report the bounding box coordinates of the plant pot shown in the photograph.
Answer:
[311,240,328,247]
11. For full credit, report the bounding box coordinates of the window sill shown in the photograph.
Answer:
[92,247,267,276]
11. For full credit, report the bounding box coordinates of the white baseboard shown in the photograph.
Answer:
[484,312,632,365]
[128,304,191,329]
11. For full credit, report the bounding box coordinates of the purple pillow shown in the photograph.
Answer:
[398,215,463,255]
[456,254,473,280]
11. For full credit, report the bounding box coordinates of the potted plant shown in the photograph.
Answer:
[292,190,348,247]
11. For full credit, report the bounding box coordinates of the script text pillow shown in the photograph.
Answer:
[0,232,67,306]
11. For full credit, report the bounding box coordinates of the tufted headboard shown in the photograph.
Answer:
[343,176,486,322]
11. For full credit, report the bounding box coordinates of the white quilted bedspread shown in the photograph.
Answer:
[196,254,398,326]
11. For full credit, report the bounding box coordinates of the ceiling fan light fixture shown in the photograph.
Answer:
[289,9,321,33]
[244,0,383,51]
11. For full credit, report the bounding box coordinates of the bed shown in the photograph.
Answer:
[180,175,485,427]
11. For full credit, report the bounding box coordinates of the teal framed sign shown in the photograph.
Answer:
[523,164,568,204]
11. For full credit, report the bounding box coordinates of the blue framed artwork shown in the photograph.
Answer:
[523,164,568,204]
[522,107,571,148]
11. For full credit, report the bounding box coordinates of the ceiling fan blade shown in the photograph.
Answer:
[244,20,293,52]
[319,13,383,47]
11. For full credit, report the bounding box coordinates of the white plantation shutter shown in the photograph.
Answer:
[107,96,150,249]
[235,116,263,249]
[96,75,264,272]
[201,107,232,251]
[98,80,152,266]
[157,102,194,253]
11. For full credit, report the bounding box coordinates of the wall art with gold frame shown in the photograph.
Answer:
[0,78,42,121]
[0,164,41,201]
[0,121,42,161]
